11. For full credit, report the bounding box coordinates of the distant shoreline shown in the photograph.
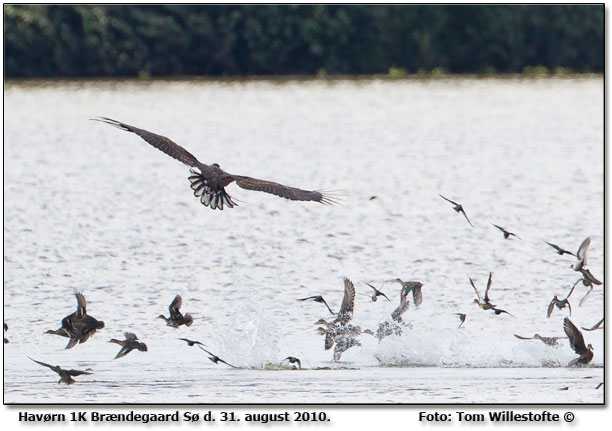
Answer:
[4,72,603,86]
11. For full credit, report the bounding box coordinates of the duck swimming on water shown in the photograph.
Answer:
[91,117,336,210]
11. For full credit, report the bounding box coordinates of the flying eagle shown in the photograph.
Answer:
[92,117,336,210]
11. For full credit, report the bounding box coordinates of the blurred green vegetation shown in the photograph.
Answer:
[4,5,603,78]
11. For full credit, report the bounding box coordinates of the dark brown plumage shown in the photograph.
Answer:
[45,292,104,349]
[92,117,336,210]
[563,318,594,366]
[29,357,93,385]
[108,332,148,359]
[158,295,193,328]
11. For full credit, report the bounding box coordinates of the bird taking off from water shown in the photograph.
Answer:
[563,318,594,366]
[492,224,521,240]
[439,194,473,227]
[91,117,336,210]
[283,356,302,369]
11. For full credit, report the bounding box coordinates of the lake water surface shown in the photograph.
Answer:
[3,77,603,404]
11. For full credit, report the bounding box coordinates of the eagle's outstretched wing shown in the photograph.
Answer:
[92,117,201,168]
[232,176,336,204]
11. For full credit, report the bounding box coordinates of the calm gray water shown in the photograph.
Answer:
[3,77,603,404]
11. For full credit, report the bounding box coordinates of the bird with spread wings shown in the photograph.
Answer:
[92,117,336,210]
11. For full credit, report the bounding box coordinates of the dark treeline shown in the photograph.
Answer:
[4,4,603,78]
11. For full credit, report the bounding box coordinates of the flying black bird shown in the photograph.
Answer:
[439,194,473,227]
[514,334,567,347]
[91,117,336,210]
[4,322,8,344]
[547,283,576,318]
[45,292,104,349]
[492,224,521,240]
[544,242,576,256]
[297,295,335,315]
[582,318,604,332]
[563,318,594,366]
[455,313,466,329]
[158,295,193,328]
[177,338,206,346]
[363,282,390,302]
[197,345,236,368]
[29,357,93,385]
[283,356,302,369]
[491,308,513,316]
[108,332,148,359]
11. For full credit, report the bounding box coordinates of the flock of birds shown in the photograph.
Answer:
[296,242,602,366]
[8,117,603,386]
